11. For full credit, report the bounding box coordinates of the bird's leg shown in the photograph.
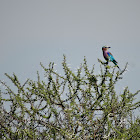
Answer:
[102,61,108,67]
[103,61,108,65]
[105,61,109,65]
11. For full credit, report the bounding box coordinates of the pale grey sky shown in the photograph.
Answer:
[0,1,140,107]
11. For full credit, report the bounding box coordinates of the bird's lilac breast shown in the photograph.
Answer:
[103,51,109,60]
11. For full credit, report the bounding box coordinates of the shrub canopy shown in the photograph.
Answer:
[0,56,140,139]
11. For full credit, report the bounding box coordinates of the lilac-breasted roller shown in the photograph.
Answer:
[102,46,121,71]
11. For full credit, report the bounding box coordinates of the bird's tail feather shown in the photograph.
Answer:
[117,65,121,71]
[112,59,118,65]
[112,60,121,71]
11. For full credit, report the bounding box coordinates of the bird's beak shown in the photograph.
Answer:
[108,47,111,48]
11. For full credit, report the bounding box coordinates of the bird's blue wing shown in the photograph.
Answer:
[107,52,118,65]
[107,52,115,61]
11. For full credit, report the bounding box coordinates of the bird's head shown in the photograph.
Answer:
[102,46,111,51]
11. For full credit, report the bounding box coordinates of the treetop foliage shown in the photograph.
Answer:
[0,55,140,139]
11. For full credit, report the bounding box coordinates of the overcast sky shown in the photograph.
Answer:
[0,0,140,113]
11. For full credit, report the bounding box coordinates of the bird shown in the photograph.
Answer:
[102,46,121,71]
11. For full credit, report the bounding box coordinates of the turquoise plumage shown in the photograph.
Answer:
[102,46,121,71]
